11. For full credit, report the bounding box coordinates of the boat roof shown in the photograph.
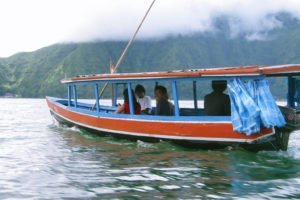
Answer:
[61,64,300,84]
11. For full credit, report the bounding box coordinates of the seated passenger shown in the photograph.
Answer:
[204,80,231,116]
[154,85,174,116]
[116,89,141,114]
[135,84,152,114]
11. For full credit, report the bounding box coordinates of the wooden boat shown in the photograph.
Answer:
[46,64,300,151]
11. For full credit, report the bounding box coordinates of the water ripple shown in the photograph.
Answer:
[0,99,300,199]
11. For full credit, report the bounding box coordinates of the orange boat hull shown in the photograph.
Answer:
[46,97,275,146]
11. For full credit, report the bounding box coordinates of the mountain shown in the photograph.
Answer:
[0,61,11,96]
[0,13,300,98]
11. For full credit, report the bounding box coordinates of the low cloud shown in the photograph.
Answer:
[67,0,300,42]
[1,0,300,57]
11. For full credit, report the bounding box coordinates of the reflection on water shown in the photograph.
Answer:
[0,99,300,199]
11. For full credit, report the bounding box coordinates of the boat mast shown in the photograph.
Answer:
[97,0,156,100]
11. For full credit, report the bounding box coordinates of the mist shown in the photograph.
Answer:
[66,0,300,41]
[1,0,300,57]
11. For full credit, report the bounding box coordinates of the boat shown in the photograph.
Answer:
[46,64,300,151]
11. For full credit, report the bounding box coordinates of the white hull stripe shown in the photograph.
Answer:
[50,108,275,144]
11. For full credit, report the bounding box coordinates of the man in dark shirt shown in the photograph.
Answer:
[154,85,174,116]
[204,81,231,116]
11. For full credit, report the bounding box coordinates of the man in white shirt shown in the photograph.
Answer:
[135,84,152,114]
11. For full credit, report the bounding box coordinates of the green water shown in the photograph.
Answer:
[0,99,299,199]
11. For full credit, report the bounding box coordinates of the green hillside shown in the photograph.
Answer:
[0,14,300,98]
[0,61,11,95]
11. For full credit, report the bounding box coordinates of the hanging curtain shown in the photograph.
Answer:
[256,80,286,128]
[227,79,261,135]
[228,78,286,135]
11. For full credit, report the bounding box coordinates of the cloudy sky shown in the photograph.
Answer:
[0,0,300,57]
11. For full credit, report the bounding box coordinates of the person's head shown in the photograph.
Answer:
[212,80,227,93]
[123,88,137,103]
[135,84,146,98]
[154,85,168,101]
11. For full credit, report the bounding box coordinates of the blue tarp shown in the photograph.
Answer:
[228,78,286,135]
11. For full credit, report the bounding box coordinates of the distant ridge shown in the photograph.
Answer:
[0,14,300,98]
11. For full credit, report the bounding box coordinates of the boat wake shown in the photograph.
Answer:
[136,140,157,149]
[49,116,81,133]
[287,131,300,159]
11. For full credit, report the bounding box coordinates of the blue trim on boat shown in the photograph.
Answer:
[113,83,118,106]
[67,85,71,107]
[94,83,100,112]
[172,81,180,117]
[127,83,134,115]
[73,85,77,108]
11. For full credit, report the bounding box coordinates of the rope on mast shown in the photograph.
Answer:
[92,0,156,110]
[112,0,156,74]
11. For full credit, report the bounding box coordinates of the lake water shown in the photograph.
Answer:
[0,98,300,199]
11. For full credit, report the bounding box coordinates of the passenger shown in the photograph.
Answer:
[154,85,174,116]
[204,80,231,116]
[116,89,141,114]
[135,84,152,114]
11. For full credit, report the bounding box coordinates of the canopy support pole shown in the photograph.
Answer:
[288,76,296,108]
[193,81,198,110]
[73,85,77,108]
[94,83,100,112]
[172,81,180,117]
[67,85,71,107]
[127,83,134,115]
